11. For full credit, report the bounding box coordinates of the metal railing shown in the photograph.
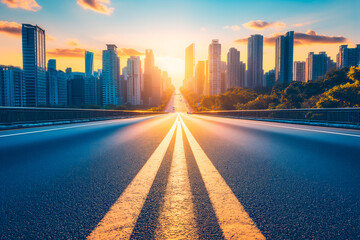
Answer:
[0,107,164,125]
[196,108,360,125]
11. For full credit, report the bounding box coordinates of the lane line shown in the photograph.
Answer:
[155,119,198,239]
[0,116,159,138]
[87,117,178,240]
[194,115,360,138]
[180,115,265,240]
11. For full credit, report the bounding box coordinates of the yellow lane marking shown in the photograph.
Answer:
[180,115,265,240]
[155,119,198,239]
[88,117,178,240]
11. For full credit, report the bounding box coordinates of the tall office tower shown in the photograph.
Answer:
[195,61,205,96]
[127,56,141,105]
[102,44,120,106]
[162,71,171,92]
[185,43,195,91]
[275,31,294,83]
[0,65,24,106]
[226,48,240,89]
[336,44,360,69]
[84,76,97,105]
[264,69,276,87]
[152,67,162,105]
[47,59,58,106]
[144,49,154,106]
[208,40,221,95]
[85,51,94,77]
[22,24,47,106]
[247,34,263,88]
[293,61,306,82]
[220,61,227,93]
[68,73,85,106]
[203,60,209,95]
[56,70,67,106]
[239,61,246,88]
[306,52,334,81]
[121,66,128,104]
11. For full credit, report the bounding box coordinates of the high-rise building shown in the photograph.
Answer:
[84,76,97,105]
[220,61,227,93]
[275,31,294,83]
[47,59,58,106]
[293,61,306,82]
[264,69,275,87]
[162,71,172,93]
[68,73,85,106]
[152,67,162,106]
[195,61,205,96]
[85,51,94,78]
[208,40,221,95]
[0,65,24,106]
[239,61,246,88]
[306,52,335,82]
[56,70,67,106]
[102,44,120,106]
[144,49,154,106]
[22,24,47,106]
[226,48,240,90]
[336,44,360,69]
[247,34,263,88]
[185,43,195,91]
[127,56,141,105]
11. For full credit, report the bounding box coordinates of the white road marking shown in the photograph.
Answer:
[87,117,178,240]
[155,119,198,239]
[195,115,360,138]
[180,115,265,240]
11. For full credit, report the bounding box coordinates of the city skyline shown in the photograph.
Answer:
[0,0,359,87]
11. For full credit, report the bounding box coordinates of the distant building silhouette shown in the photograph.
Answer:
[127,56,141,105]
[195,61,205,96]
[239,61,246,88]
[143,49,154,106]
[85,51,94,78]
[0,65,24,106]
[68,72,85,106]
[293,61,306,82]
[208,40,221,95]
[247,34,263,88]
[226,48,240,90]
[336,44,360,69]
[264,69,275,87]
[306,52,335,81]
[102,44,121,106]
[47,59,58,106]
[22,24,47,106]
[185,43,195,92]
[275,31,294,83]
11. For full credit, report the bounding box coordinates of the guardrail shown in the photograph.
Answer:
[196,108,360,125]
[0,107,164,125]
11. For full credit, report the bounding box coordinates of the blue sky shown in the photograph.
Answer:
[0,0,359,85]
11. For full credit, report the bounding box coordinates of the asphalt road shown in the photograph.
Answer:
[1,93,360,239]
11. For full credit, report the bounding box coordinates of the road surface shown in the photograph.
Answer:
[1,92,360,239]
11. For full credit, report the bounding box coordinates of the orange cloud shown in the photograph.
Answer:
[0,21,21,37]
[67,39,79,46]
[1,0,41,11]
[77,0,114,15]
[234,30,348,46]
[47,48,85,58]
[243,20,286,30]
[118,48,144,57]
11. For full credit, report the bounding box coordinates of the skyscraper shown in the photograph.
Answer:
[102,44,120,106]
[185,43,195,91]
[275,31,294,83]
[208,40,221,95]
[247,34,263,88]
[56,70,67,106]
[264,69,275,87]
[85,51,94,78]
[47,59,58,106]
[293,61,306,82]
[195,61,205,96]
[336,44,360,69]
[306,52,334,81]
[22,24,46,106]
[239,61,246,88]
[127,56,141,105]
[226,48,240,89]
[0,65,24,107]
[144,49,154,106]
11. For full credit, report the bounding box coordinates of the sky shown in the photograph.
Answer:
[0,0,359,87]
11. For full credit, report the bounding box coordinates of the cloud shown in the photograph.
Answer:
[117,48,144,57]
[47,48,85,58]
[46,33,56,41]
[234,30,348,46]
[0,21,21,37]
[67,39,79,46]
[224,25,241,31]
[77,0,114,15]
[243,20,286,30]
[1,0,41,11]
